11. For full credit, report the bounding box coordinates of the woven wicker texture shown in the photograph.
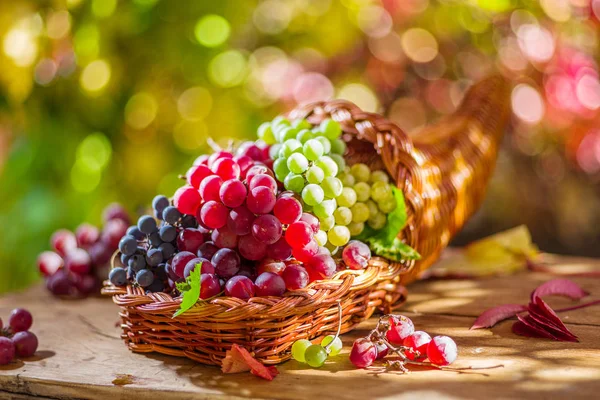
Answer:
[103,75,510,365]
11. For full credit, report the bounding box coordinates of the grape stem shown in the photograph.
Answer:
[323,300,343,354]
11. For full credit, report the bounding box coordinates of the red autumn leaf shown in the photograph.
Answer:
[221,344,278,381]
[529,297,579,341]
[531,279,588,302]
[470,304,528,330]
[514,314,556,340]
[528,310,578,342]
[512,320,550,338]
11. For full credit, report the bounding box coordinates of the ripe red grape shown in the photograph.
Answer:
[225,276,255,300]
[183,257,215,278]
[282,264,309,290]
[273,196,302,225]
[256,259,286,275]
[75,223,100,247]
[254,272,286,296]
[208,150,233,166]
[211,225,239,249]
[37,251,63,277]
[285,221,313,248]
[251,214,283,245]
[174,185,202,215]
[212,248,241,278]
[197,241,219,260]
[427,336,458,366]
[12,331,38,358]
[292,240,319,263]
[246,186,276,214]
[237,234,267,260]
[0,337,15,365]
[88,241,112,266]
[171,251,197,278]
[51,229,77,257]
[47,269,75,296]
[374,341,389,359]
[73,274,99,296]
[233,155,253,178]
[9,308,33,333]
[349,338,377,368]
[194,154,210,166]
[199,175,224,202]
[342,240,372,270]
[227,206,255,236]
[306,253,336,280]
[386,315,415,345]
[186,164,212,189]
[65,248,92,275]
[249,173,277,194]
[237,142,263,160]
[200,201,228,229]
[102,203,130,224]
[219,179,247,208]
[403,331,432,361]
[266,237,292,260]
[177,228,205,253]
[299,213,320,234]
[211,157,240,180]
[245,164,273,185]
[200,273,221,299]
[101,218,129,248]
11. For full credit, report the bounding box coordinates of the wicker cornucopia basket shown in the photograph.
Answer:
[103,75,511,365]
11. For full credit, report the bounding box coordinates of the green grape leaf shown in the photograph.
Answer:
[175,281,191,292]
[368,237,421,261]
[173,262,202,318]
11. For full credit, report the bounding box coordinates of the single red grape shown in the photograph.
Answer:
[101,218,129,249]
[12,331,38,358]
[219,179,247,208]
[65,248,92,275]
[342,240,372,270]
[236,142,263,160]
[102,203,130,224]
[177,228,205,254]
[199,175,224,202]
[349,338,377,368]
[427,336,458,366]
[197,241,219,260]
[75,223,100,247]
[173,185,202,215]
[374,341,389,360]
[403,331,432,361]
[256,259,286,275]
[248,173,277,194]
[37,251,63,277]
[171,251,197,278]
[211,157,240,180]
[254,272,286,296]
[225,275,255,300]
[227,206,255,236]
[186,164,212,189]
[200,201,228,229]
[51,229,77,257]
[9,308,33,333]
[211,225,239,249]
[74,274,100,296]
[208,150,233,166]
[246,186,276,214]
[46,269,74,296]
[0,337,15,365]
[251,214,283,245]
[299,213,320,234]
[306,253,336,281]
[233,155,254,178]
[193,154,210,166]
[273,196,302,225]
[266,237,292,260]
[200,273,221,299]
[183,257,215,278]
[386,315,415,345]
[88,241,112,266]
[282,264,309,290]
[245,164,273,185]
[212,248,241,278]
[237,234,267,261]
[285,221,313,248]
[292,240,319,263]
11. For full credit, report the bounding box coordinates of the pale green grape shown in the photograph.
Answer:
[322,177,343,198]
[350,163,370,183]
[281,139,302,158]
[315,230,328,246]
[321,335,343,356]
[366,200,379,218]
[368,212,387,230]
[288,153,309,174]
[330,154,346,172]
[330,138,346,155]
[303,139,325,161]
[320,119,342,140]
[337,187,357,208]
[269,144,282,160]
[292,118,312,130]
[353,182,371,202]
[313,198,337,219]
[315,136,332,154]
[371,181,392,202]
[351,202,370,223]
[325,241,339,255]
[319,215,335,231]
[305,345,328,368]
[271,116,290,127]
[302,184,325,206]
[274,158,290,182]
[334,207,353,226]
[297,129,314,144]
[258,122,276,145]
[278,127,299,143]
[315,156,338,177]
[328,225,351,246]
[306,165,325,184]
[348,221,365,236]
[292,339,312,363]
[339,171,356,187]
[377,197,397,213]
[370,170,390,184]
[284,173,306,193]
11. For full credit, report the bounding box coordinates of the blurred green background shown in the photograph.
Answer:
[1,0,599,294]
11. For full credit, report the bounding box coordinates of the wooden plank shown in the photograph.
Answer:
[1,254,600,399]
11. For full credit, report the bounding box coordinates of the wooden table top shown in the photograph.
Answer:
[1,252,600,400]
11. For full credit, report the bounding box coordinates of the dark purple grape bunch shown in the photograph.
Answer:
[0,309,38,365]
[37,203,130,298]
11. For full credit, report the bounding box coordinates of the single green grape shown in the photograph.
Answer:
[348,221,365,236]
[339,171,356,187]
[368,212,387,230]
[350,163,371,183]
[315,230,328,246]
[288,153,309,174]
[292,339,312,363]
[319,215,335,231]
[328,225,351,247]
[278,127,299,143]
[292,118,312,130]
[337,187,357,208]
[315,156,338,177]
[306,165,325,184]
[304,139,325,161]
[305,344,328,368]
[313,198,337,219]
[271,116,290,128]
[371,181,392,202]
[377,197,397,213]
[302,184,325,206]
[274,158,290,182]
[321,335,343,356]
[284,173,306,193]
[322,177,343,198]
[315,136,332,154]
[351,202,370,223]
[258,122,276,145]
[330,138,346,155]
[269,144,282,160]
[320,119,342,140]
[353,182,371,202]
[280,138,302,158]
[366,200,379,218]
[370,170,390,184]
[297,129,314,144]
[334,207,353,226]
[330,154,346,172]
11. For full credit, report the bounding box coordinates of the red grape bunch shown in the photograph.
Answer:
[349,314,458,369]
[0,308,39,365]
[37,203,130,298]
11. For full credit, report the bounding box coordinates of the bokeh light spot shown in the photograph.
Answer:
[368,32,404,63]
[77,132,112,171]
[576,75,600,110]
[3,27,38,67]
[357,5,392,38]
[337,83,378,112]
[80,60,111,93]
[173,120,208,152]
[71,160,101,193]
[293,72,334,104]
[576,131,600,174]
[401,28,438,63]
[195,15,230,48]
[541,0,571,22]
[74,25,100,59]
[125,92,158,130]
[253,0,292,35]
[177,86,213,121]
[34,59,57,86]
[92,0,117,18]
[46,10,72,40]
[208,50,247,87]
[511,84,545,124]
[388,97,427,134]
[518,24,555,63]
